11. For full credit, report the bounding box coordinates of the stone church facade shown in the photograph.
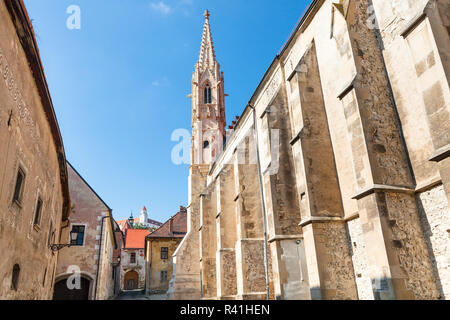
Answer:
[170,0,450,300]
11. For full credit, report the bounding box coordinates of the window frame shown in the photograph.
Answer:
[130,252,136,264]
[161,247,169,260]
[204,84,212,104]
[69,224,86,246]
[33,196,43,227]
[12,167,26,207]
[160,270,168,282]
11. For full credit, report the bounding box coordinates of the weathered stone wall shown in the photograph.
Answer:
[96,223,116,300]
[168,165,207,299]
[147,239,181,292]
[121,248,146,290]
[55,164,113,300]
[347,218,375,300]
[172,0,450,300]
[417,184,450,299]
[0,1,66,300]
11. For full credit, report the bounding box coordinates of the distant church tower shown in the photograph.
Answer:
[139,206,148,225]
[190,10,226,165]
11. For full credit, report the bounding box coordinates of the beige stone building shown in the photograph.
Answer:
[53,163,121,300]
[121,229,149,290]
[145,206,187,294]
[170,1,450,300]
[0,0,71,300]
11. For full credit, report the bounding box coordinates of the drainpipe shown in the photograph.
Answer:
[249,104,270,300]
[94,211,112,300]
[148,239,153,294]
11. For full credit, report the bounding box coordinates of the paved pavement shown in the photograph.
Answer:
[115,290,167,300]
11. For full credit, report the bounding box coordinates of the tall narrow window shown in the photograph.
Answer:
[204,85,212,104]
[12,168,25,205]
[161,247,169,260]
[33,197,43,226]
[70,225,85,246]
[11,264,20,291]
[130,252,136,264]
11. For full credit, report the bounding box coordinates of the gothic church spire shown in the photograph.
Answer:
[197,9,217,71]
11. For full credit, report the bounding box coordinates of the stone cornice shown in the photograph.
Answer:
[352,184,415,200]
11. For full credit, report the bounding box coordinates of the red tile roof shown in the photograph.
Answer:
[124,229,150,249]
[147,207,187,239]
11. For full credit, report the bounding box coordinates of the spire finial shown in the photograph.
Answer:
[204,9,210,20]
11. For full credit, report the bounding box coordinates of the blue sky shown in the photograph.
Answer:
[24,0,309,223]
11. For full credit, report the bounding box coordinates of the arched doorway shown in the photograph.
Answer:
[124,270,139,290]
[53,276,91,300]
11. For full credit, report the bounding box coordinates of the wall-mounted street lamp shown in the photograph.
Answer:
[49,229,80,252]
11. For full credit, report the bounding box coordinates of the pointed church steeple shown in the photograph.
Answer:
[190,10,227,165]
[198,9,216,72]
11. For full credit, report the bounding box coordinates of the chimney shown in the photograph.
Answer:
[169,218,174,235]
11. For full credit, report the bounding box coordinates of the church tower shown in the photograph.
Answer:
[190,10,226,165]
[139,206,148,225]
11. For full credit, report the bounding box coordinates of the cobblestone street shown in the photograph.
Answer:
[115,290,167,300]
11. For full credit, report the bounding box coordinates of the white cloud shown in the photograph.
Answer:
[152,77,170,87]
[150,1,172,15]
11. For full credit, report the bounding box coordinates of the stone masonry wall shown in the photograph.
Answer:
[417,184,450,299]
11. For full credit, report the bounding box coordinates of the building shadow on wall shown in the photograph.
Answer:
[415,198,445,299]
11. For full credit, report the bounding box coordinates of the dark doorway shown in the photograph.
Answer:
[124,270,138,290]
[53,277,90,300]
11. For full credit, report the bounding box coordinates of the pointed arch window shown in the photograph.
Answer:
[204,85,212,104]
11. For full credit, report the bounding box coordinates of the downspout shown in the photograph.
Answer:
[249,104,270,300]
[149,239,153,294]
[94,210,112,300]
